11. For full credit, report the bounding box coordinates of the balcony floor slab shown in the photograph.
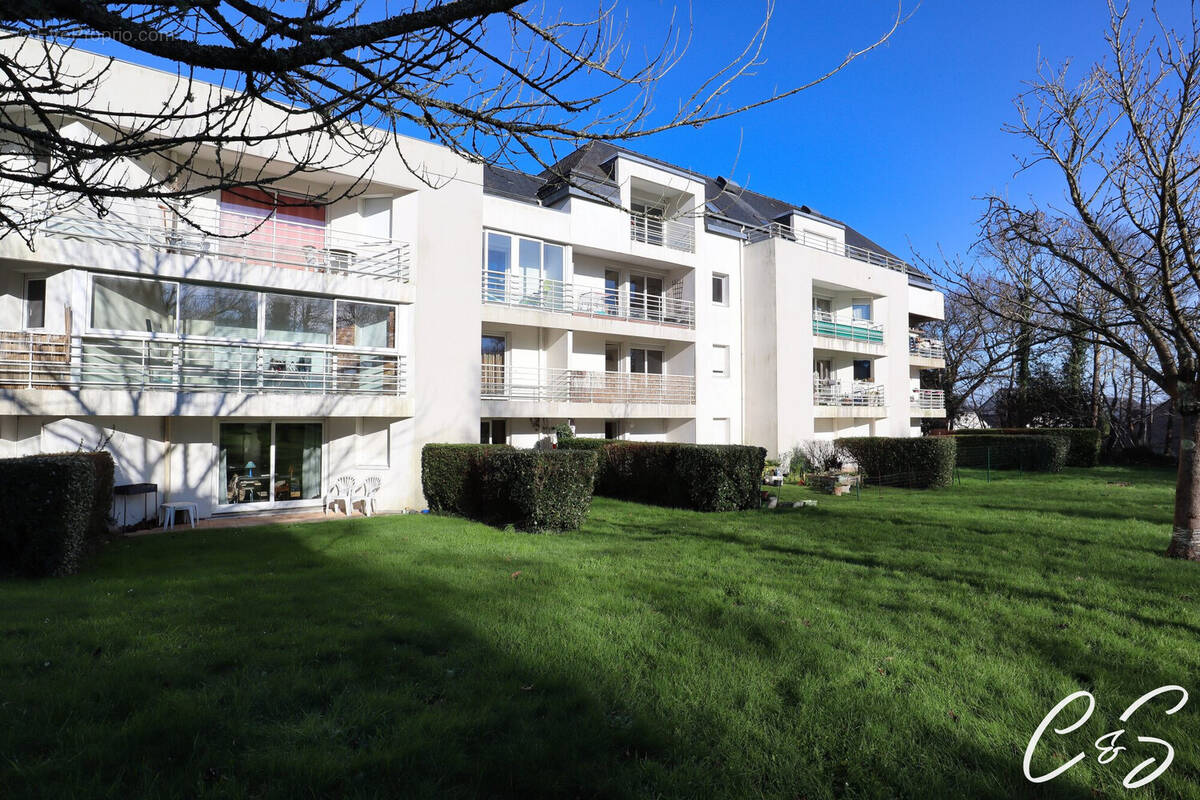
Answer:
[0,388,413,418]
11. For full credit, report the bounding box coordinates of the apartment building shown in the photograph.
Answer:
[478,143,946,456]
[0,51,944,524]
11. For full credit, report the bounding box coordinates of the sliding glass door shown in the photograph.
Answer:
[218,421,323,510]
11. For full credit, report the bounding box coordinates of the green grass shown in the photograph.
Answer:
[1,467,1197,799]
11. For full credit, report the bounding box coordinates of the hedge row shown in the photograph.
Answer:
[835,437,956,488]
[561,440,766,511]
[0,452,116,578]
[953,434,1069,473]
[421,444,597,532]
[947,428,1100,467]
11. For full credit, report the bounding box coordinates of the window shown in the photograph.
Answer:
[814,359,832,381]
[480,419,507,444]
[604,420,621,440]
[712,344,730,377]
[219,421,322,507]
[852,298,872,321]
[24,278,46,329]
[853,359,872,381]
[180,285,258,339]
[629,347,663,375]
[91,276,177,333]
[712,273,728,305]
[336,301,395,348]
[713,417,730,445]
[482,334,506,394]
[263,294,333,345]
[605,343,619,372]
[219,189,326,263]
[630,274,664,321]
[813,296,832,314]
[604,270,620,315]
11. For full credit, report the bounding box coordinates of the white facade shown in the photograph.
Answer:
[0,52,944,523]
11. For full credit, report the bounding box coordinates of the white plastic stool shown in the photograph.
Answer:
[160,502,198,530]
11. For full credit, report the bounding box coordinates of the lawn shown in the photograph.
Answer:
[0,467,1197,799]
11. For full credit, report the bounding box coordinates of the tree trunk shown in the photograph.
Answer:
[1168,402,1200,561]
[1091,341,1101,427]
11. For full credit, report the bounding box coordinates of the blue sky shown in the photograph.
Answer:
[73,1,1174,265]
[585,0,1149,264]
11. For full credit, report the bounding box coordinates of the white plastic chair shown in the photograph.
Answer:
[323,475,358,516]
[353,476,381,517]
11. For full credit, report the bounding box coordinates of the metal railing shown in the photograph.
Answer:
[481,271,695,327]
[745,222,910,273]
[0,331,406,396]
[482,364,695,404]
[630,212,695,253]
[38,197,412,282]
[812,310,885,343]
[813,378,886,407]
[909,331,946,359]
[911,389,946,411]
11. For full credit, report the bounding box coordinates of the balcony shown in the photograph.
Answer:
[630,212,695,253]
[746,222,910,274]
[0,331,406,397]
[36,198,412,283]
[812,310,884,344]
[909,331,947,364]
[911,389,946,417]
[481,272,694,328]
[482,364,695,404]
[813,378,886,408]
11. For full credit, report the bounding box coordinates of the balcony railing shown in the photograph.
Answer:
[746,222,910,274]
[812,310,884,344]
[630,212,695,253]
[813,378,886,407]
[37,198,412,282]
[482,364,695,404]
[909,331,946,359]
[911,389,946,411]
[0,331,406,396]
[481,272,695,327]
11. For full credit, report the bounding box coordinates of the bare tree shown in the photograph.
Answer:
[0,1,905,242]
[949,1,1200,560]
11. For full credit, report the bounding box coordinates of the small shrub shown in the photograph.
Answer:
[780,446,810,478]
[0,452,115,577]
[553,423,574,443]
[421,443,512,517]
[1110,445,1176,467]
[953,428,1100,467]
[798,439,842,472]
[480,449,597,532]
[558,437,616,486]
[422,444,596,531]
[595,442,766,511]
[836,437,956,489]
[953,434,1069,472]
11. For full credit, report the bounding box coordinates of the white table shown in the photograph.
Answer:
[159,501,199,530]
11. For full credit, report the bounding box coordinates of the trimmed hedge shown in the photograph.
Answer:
[421,443,512,518]
[0,452,115,577]
[949,428,1100,467]
[836,437,956,488]
[480,449,597,532]
[591,442,766,511]
[953,434,1069,473]
[421,444,597,531]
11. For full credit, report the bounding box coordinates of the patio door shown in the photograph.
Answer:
[482,334,506,396]
[629,274,664,321]
[218,421,322,511]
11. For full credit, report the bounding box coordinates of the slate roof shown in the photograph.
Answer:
[481,141,925,281]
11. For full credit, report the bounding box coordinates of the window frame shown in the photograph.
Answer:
[711,273,728,306]
[24,276,47,330]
